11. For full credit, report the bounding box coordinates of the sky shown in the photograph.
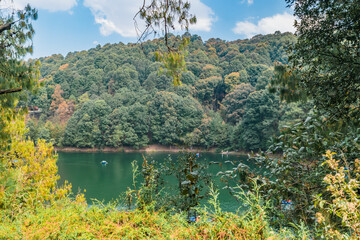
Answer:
[1,0,296,59]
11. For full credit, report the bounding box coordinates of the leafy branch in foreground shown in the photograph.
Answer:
[315,151,360,239]
[284,0,360,117]
[134,0,196,85]
[134,0,196,47]
[155,36,189,86]
[0,3,41,147]
[0,4,40,104]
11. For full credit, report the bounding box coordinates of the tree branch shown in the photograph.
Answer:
[0,88,22,95]
[0,22,14,35]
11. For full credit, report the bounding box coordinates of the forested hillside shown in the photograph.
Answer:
[25,32,306,150]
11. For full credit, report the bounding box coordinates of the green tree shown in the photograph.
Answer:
[205,113,231,149]
[106,64,140,91]
[63,100,111,148]
[195,76,223,108]
[161,152,211,212]
[246,64,270,87]
[277,0,360,117]
[106,125,123,147]
[148,91,203,145]
[237,90,280,150]
[180,71,196,85]
[0,4,39,143]
[37,126,51,142]
[78,92,90,109]
[143,72,172,91]
[245,0,360,230]
[33,87,50,115]
[221,83,255,125]
[25,119,37,143]
[25,32,301,150]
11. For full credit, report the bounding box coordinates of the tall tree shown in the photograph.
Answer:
[275,0,360,117]
[0,4,39,144]
[0,4,39,101]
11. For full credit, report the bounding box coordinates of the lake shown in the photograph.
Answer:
[57,151,254,212]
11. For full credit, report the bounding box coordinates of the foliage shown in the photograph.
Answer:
[0,4,40,144]
[269,64,307,103]
[249,115,359,226]
[315,151,360,239]
[155,36,189,86]
[0,108,71,214]
[221,83,255,125]
[237,90,280,151]
[0,3,324,240]
[135,0,196,85]
[135,0,196,45]
[0,190,287,239]
[26,32,297,151]
[125,158,164,211]
[0,107,314,239]
[162,152,212,212]
[0,4,40,101]
[127,152,212,214]
[233,0,360,235]
[63,99,111,148]
[280,0,360,117]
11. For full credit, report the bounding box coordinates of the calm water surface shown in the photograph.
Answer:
[57,152,254,212]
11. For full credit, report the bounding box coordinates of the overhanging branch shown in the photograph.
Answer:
[0,22,14,35]
[0,88,22,95]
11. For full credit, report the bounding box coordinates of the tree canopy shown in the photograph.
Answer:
[25,32,299,151]
[274,0,360,118]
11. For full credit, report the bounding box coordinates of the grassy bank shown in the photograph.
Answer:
[0,185,301,240]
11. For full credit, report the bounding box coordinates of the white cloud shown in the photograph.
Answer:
[83,0,141,37]
[188,0,216,32]
[240,0,254,5]
[233,12,296,38]
[83,0,216,37]
[1,0,77,12]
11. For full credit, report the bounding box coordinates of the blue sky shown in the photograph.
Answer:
[3,0,295,59]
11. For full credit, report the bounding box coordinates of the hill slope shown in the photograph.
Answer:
[26,32,306,151]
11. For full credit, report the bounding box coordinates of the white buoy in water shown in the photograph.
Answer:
[101,160,108,166]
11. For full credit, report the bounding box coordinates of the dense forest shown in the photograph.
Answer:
[25,32,307,151]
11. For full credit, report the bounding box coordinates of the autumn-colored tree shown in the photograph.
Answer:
[49,84,74,124]
[50,84,65,114]
[224,72,245,92]
[57,100,75,124]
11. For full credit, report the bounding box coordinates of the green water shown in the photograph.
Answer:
[57,152,253,212]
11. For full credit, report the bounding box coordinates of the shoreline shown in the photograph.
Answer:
[54,145,255,156]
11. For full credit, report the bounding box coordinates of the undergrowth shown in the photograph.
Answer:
[1,114,358,239]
